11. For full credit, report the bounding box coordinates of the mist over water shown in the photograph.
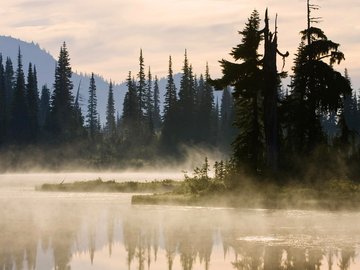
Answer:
[1,174,360,269]
[0,171,184,188]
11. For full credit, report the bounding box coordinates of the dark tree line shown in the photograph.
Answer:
[0,1,359,179]
[0,44,235,168]
[212,3,360,183]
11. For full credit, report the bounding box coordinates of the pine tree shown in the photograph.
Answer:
[219,86,235,152]
[50,42,77,141]
[86,73,98,140]
[178,50,196,143]
[74,80,84,137]
[339,69,357,146]
[39,85,51,129]
[153,75,161,131]
[11,48,29,142]
[286,1,351,154]
[213,10,264,173]
[4,57,14,133]
[26,63,39,141]
[0,55,5,143]
[145,67,154,135]
[105,81,116,137]
[137,49,147,116]
[122,72,141,141]
[197,64,215,144]
[161,56,178,152]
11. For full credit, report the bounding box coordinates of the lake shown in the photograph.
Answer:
[0,173,360,270]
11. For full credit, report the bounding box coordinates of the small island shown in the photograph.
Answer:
[37,158,360,211]
[37,178,181,194]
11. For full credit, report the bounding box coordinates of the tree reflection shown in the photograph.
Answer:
[0,199,360,270]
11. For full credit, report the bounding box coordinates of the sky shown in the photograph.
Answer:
[0,0,359,89]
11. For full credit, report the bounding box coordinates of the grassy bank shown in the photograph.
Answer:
[37,178,181,193]
[132,178,360,210]
[36,173,360,210]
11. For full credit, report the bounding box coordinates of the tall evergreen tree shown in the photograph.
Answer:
[145,67,154,135]
[285,1,351,154]
[11,48,29,142]
[86,73,98,140]
[105,81,116,137]
[4,57,14,134]
[0,55,5,143]
[153,75,161,131]
[213,10,265,173]
[50,42,77,141]
[178,50,196,143]
[137,49,147,116]
[38,85,50,129]
[122,72,141,141]
[26,63,39,141]
[197,64,215,144]
[161,56,178,151]
[219,86,235,152]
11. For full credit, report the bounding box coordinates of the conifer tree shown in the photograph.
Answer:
[213,10,265,173]
[0,55,5,143]
[74,80,84,137]
[122,72,141,141]
[11,48,29,142]
[4,57,14,132]
[145,67,154,135]
[285,1,351,154]
[137,49,147,116]
[197,64,215,144]
[86,73,98,140]
[219,86,235,152]
[50,42,77,141]
[153,75,161,131]
[162,56,178,151]
[26,63,39,141]
[39,85,50,129]
[339,69,357,145]
[105,81,116,137]
[178,50,196,143]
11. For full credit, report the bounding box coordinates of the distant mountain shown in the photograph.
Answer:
[0,36,220,124]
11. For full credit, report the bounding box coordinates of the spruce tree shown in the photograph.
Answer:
[213,10,264,173]
[4,57,14,133]
[74,80,84,136]
[39,85,50,129]
[86,73,98,140]
[50,42,77,141]
[26,63,39,141]
[122,72,141,141]
[145,67,154,135]
[0,55,5,143]
[178,50,196,143]
[161,56,178,152]
[197,64,215,144]
[137,49,147,116]
[105,81,116,137]
[219,86,235,152]
[153,75,161,131]
[285,2,351,154]
[11,48,29,142]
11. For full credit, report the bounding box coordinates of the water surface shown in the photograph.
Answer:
[0,173,360,269]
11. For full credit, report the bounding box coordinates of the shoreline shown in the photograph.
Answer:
[37,178,360,211]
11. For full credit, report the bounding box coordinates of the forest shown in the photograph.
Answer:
[0,3,359,188]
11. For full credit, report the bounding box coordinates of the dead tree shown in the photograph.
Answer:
[262,9,289,173]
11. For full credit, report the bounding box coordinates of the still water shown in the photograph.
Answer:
[1,173,360,270]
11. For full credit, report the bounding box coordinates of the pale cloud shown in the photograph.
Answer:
[0,0,359,88]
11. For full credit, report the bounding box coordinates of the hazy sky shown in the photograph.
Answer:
[1,0,359,88]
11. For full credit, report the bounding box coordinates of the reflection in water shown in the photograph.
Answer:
[1,192,360,269]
